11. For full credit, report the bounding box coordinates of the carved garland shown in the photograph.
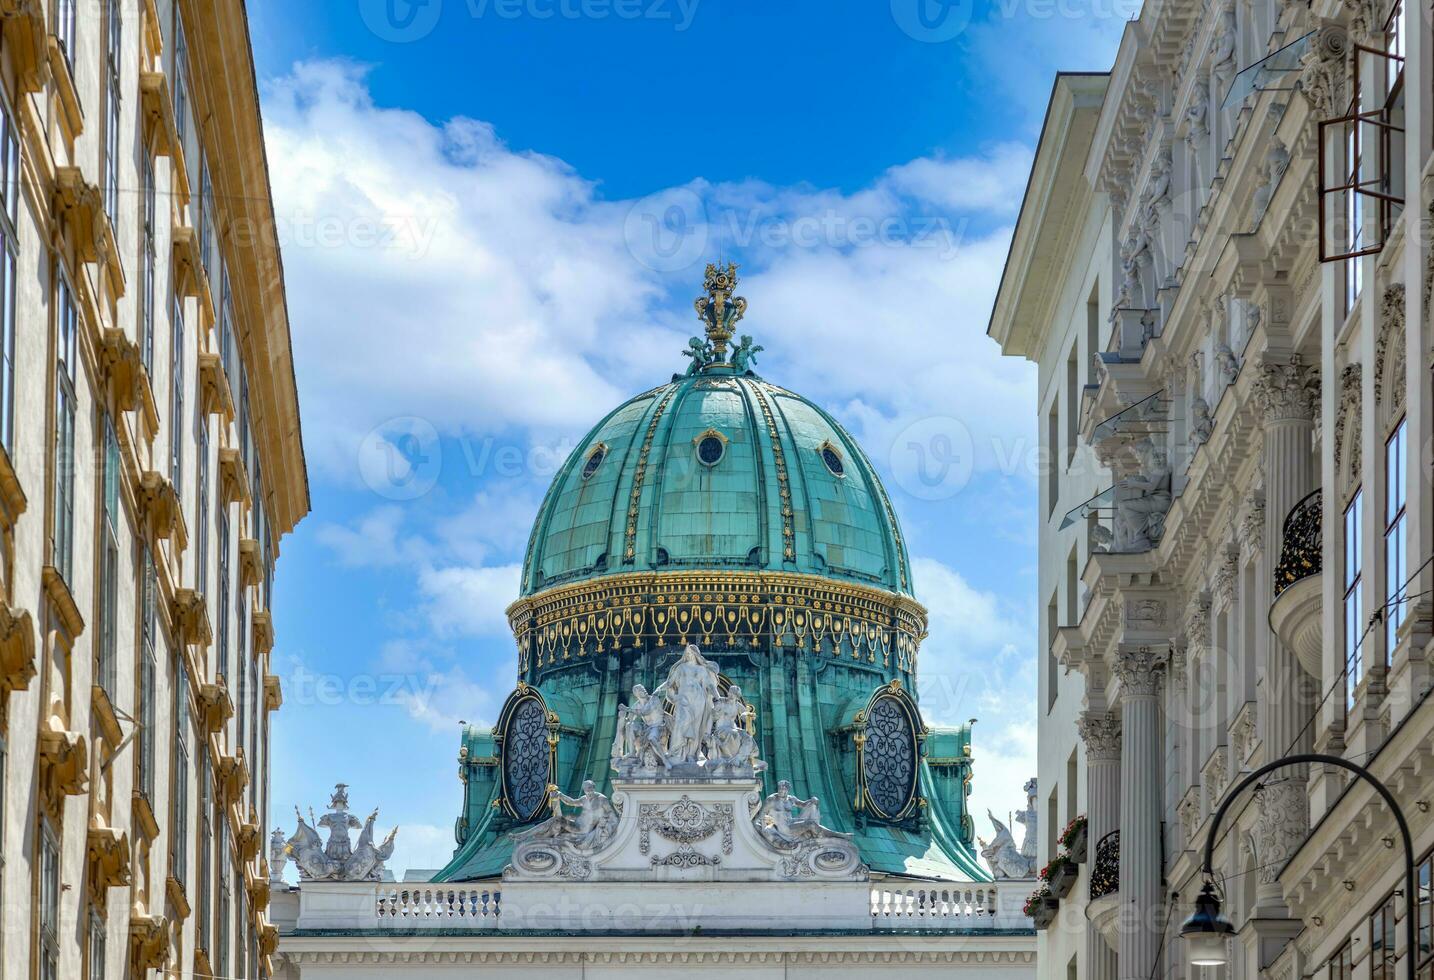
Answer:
[749,383,796,562]
[1373,283,1406,415]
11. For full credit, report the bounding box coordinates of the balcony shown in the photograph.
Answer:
[1087,829,1120,951]
[1270,488,1323,681]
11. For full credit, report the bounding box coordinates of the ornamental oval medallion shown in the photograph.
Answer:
[863,695,917,819]
[503,697,551,821]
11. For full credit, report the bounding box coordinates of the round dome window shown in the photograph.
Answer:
[696,434,726,467]
[820,443,845,477]
[581,444,607,480]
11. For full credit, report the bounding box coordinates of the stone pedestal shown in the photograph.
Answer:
[500,777,871,932]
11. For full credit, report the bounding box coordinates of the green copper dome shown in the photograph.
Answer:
[520,368,913,598]
[436,265,985,885]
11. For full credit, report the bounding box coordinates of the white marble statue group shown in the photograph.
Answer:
[978,777,1038,880]
[611,643,766,777]
[506,645,862,881]
[279,783,398,882]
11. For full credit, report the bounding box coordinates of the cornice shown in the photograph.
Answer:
[280,947,1037,966]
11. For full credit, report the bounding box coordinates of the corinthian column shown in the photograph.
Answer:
[1113,646,1166,980]
[1251,356,1318,913]
[1078,711,1122,980]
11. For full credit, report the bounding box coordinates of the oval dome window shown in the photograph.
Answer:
[820,443,845,477]
[581,444,607,480]
[696,434,726,467]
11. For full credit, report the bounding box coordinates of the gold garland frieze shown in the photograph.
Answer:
[749,383,796,561]
[509,571,926,673]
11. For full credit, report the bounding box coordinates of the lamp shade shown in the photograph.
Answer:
[1180,883,1235,967]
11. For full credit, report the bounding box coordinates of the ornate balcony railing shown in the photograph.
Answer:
[1089,829,1119,901]
[1274,488,1322,598]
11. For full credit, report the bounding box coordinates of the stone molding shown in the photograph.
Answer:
[1254,779,1310,886]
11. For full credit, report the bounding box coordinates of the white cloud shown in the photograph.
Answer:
[263,60,1037,491]
[384,823,460,883]
[313,505,425,568]
[416,564,522,637]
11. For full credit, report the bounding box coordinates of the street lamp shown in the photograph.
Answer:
[1180,753,1416,980]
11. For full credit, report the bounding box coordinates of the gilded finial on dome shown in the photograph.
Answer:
[694,262,748,363]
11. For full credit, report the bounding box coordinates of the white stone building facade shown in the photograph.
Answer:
[991,1,1434,978]
[0,1,308,978]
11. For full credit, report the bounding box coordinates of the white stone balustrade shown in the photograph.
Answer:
[290,879,1032,933]
[870,880,1030,929]
[377,887,501,927]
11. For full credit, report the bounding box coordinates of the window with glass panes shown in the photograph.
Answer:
[1344,491,1364,710]
[0,90,18,456]
[1385,420,1408,658]
[198,744,212,954]
[98,417,121,699]
[39,819,59,980]
[199,158,215,279]
[196,415,209,595]
[218,507,230,681]
[54,0,76,74]
[1331,941,1353,980]
[218,822,231,974]
[237,589,247,755]
[104,0,122,231]
[141,152,157,374]
[173,11,188,147]
[171,293,185,496]
[1418,848,1432,978]
[171,653,190,887]
[139,549,158,801]
[1372,894,1397,980]
[53,273,78,583]
[88,909,105,980]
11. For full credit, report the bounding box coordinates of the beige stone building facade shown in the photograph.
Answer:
[992,0,1434,977]
[0,1,308,978]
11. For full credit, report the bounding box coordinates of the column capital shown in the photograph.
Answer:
[1077,711,1122,762]
[1113,645,1168,699]
[1252,354,1319,423]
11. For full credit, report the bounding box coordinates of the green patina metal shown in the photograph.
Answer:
[434,266,986,884]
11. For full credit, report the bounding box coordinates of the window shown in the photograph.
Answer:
[217,507,230,681]
[88,909,106,980]
[173,11,189,148]
[819,442,845,478]
[54,0,77,75]
[39,820,59,980]
[1344,491,1365,711]
[218,824,231,974]
[1385,419,1408,658]
[98,417,121,700]
[53,273,78,583]
[196,415,209,595]
[104,0,122,232]
[1371,894,1397,980]
[139,549,158,801]
[696,434,725,467]
[198,745,212,954]
[1330,941,1353,980]
[171,652,190,887]
[1418,850,1432,977]
[0,91,18,456]
[171,293,185,496]
[581,443,606,479]
[237,590,248,758]
[141,152,157,374]
[198,158,216,280]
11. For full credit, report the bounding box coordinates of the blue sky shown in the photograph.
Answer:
[249,0,1128,877]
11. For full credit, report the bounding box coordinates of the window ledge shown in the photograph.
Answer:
[263,673,282,712]
[41,564,84,637]
[198,352,236,422]
[91,683,123,746]
[0,602,35,694]
[0,443,26,526]
[0,1,48,93]
[252,609,274,655]
[132,791,160,841]
[165,875,191,920]
[45,36,82,136]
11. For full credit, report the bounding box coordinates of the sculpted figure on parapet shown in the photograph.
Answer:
[612,644,766,777]
[283,784,398,882]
